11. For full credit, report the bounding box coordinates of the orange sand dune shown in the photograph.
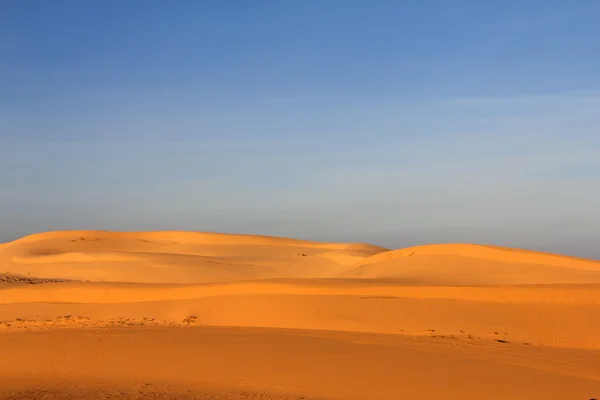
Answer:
[1,230,599,399]
[344,243,600,284]
[0,230,387,283]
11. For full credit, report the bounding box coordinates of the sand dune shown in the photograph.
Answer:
[1,230,599,399]
[0,230,387,283]
[344,243,600,284]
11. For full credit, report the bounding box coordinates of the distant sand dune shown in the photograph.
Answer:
[344,243,600,285]
[1,230,599,399]
[6,229,387,250]
[0,230,386,283]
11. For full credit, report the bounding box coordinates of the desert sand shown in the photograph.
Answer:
[0,230,599,399]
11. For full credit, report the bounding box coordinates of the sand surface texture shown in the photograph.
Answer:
[1,230,599,399]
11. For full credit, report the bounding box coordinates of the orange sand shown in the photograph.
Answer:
[1,230,599,399]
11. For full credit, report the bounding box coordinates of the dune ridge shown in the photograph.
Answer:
[0,230,387,283]
[343,243,600,285]
[3,230,387,251]
[354,243,600,270]
[3,230,600,284]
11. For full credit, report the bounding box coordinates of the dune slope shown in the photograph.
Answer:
[344,243,600,284]
[1,326,599,400]
[0,230,387,283]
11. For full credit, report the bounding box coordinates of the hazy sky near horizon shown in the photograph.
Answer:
[1,1,600,258]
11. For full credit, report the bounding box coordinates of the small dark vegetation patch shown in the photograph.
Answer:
[182,315,198,326]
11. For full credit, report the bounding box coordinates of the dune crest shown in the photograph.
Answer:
[4,229,388,250]
[0,230,388,283]
[355,243,600,268]
[344,243,600,285]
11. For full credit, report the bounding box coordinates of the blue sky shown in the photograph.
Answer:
[1,1,600,258]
